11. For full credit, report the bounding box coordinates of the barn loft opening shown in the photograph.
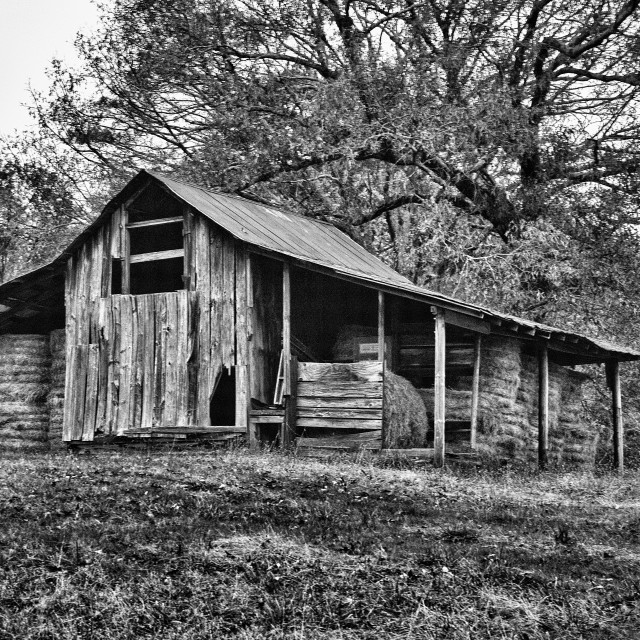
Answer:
[116,182,186,295]
[210,368,236,426]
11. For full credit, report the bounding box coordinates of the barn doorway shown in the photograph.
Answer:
[210,368,236,426]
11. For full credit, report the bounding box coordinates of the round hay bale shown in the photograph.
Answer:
[383,371,429,448]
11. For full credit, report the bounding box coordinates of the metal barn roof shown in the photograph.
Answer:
[0,169,638,361]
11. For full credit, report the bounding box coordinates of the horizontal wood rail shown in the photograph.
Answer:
[130,248,184,264]
[127,216,183,229]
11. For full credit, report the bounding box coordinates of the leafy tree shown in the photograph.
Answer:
[0,135,89,283]
[34,0,640,241]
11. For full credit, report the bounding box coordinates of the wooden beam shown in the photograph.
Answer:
[433,309,446,468]
[282,262,291,396]
[130,248,185,264]
[127,216,183,229]
[538,344,549,469]
[390,296,400,372]
[378,291,385,362]
[443,308,491,334]
[121,206,130,295]
[470,334,482,449]
[609,360,624,473]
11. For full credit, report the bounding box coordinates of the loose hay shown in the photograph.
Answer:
[383,371,428,448]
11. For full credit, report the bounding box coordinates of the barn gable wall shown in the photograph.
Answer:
[61,197,254,440]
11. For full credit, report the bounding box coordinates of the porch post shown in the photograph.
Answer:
[282,262,291,396]
[538,343,549,469]
[470,334,482,449]
[433,308,446,468]
[609,360,624,473]
[378,291,385,363]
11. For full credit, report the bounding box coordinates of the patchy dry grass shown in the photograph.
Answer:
[0,448,639,639]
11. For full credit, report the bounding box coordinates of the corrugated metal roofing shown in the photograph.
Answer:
[1,169,639,360]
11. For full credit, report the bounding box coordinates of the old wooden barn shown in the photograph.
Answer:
[0,170,638,468]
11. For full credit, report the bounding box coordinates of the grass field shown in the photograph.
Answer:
[0,448,639,639]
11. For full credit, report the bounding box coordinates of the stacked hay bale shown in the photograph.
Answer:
[419,389,472,420]
[476,336,528,460]
[553,367,596,466]
[383,371,428,448]
[0,335,51,451]
[48,329,66,449]
[476,336,595,466]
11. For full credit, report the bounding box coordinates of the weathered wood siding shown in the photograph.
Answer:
[296,362,383,433]
[62,207,247,441]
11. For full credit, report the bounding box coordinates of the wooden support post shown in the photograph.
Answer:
[433,309,446,468]
[378,291,385,363]
[283,356,298,447]
[283,263,291,396]
[121,206,130,295]
[538,343,549,469]
[182,208,194,290]
[390,296,400,372]
[470,334,481,449]
[608,360,624,473]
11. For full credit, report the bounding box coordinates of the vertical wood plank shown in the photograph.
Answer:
[141,295,156,430]
[377,291,385,363]
[101,222,112,298]
[95,297,110,433]
[235,246,249,431]
[610,359,624,473]
[221,234,236,369]
[82,345,100,441]
[183,208,194,291]
[132,295,145,431]
[176,291,189,426]
[470,334,482,449]
[433,309,446,468]
[165,292,179,426]
[116,296,133,435]
[210,228,224,391]
[390,296,400,372]
[72,345,88,441]
[195,217,212,425]
[282,262,291,396]
[110,296,122,433]
[154,294,168,427]
[538,343,549,470]
[110,205,123,259]
[121,206,130,295]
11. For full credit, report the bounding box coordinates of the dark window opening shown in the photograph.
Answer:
[210,368,236,426]
[129,222,183,255]
[128,183,183,223]
[111,259,122,295]
[130,258,184,295]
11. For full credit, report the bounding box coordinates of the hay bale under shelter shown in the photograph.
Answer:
[383,371,428,448]
[0,334,51,451]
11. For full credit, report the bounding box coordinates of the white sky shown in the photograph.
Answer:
[0,0,100,135]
